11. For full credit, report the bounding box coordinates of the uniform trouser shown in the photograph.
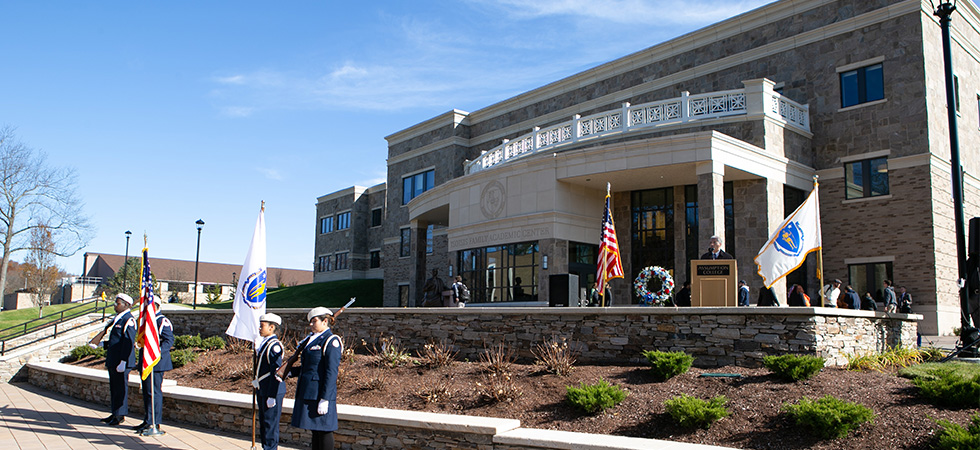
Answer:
[258,394,284,450]
[141,372,165,425]
[109,369,130,417]
[311,430,334,450]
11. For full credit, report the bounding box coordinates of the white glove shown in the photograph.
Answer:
[116,361,126,373]
[251,379,260,389]
[266,398,276,408]
[87,343,98,349]
[317,399,329,415]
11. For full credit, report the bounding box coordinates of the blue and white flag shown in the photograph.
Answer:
[754,181,822,288]
[226,203,267,345]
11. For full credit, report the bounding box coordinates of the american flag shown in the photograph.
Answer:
[596,183,624,302]
[135,247,160,379]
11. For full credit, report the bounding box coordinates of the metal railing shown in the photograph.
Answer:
[465,84,809,174]
[0,296,109,356]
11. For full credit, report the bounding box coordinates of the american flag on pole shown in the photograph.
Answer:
[596,183,624,299]
[135,246,160,380]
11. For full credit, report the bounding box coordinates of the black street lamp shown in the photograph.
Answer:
[123,231,132,293]
[193,219,205,310]
[932,1,976,355]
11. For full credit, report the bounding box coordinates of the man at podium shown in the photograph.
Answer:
[700,235,734,260]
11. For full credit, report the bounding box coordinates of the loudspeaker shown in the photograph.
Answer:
[970,217,980,256]
[549,274,579,307]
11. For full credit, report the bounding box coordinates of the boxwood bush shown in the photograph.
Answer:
[642,350,693,381]
[174,334,203,350]
[663,394,730,429]
[170,348,198,368]
[783,395,874,439]
[67,345,106,361]
[565,379,627,414]
[200,335,226,351]
[763,354,825,381]
[909,366,980,408]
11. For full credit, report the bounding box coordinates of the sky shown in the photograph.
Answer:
[1,0,825,276]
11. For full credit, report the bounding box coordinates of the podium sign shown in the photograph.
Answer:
[691,259,737,307]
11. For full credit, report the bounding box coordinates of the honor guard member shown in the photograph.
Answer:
[254,313,286,450]
[289,307,342,450]
[133,296,173,434]
[100,293,137,426]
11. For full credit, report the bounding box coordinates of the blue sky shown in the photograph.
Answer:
[1,0,815,276]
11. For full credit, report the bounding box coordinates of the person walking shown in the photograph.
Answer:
[737,280,750,307]
[788,284,810,307]
[757,286,780,306]
[288,307,342,450]
[882,279,898,313]
[898,285,913,313]
[822,279,842,307]
[842,285,861,310]
[254,313,286,450]
[133,296,173,435]
[99,293,136,426]
[451,276,469,307]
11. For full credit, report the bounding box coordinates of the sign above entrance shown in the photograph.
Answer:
[449,225,551,251]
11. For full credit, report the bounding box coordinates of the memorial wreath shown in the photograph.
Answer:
[633,266,674,305]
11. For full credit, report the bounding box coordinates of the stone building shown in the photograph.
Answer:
[313,0,980,335]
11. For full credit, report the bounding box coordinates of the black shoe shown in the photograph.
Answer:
[132,421,149,432]
[100,414,115,423]
[105,416,124,426]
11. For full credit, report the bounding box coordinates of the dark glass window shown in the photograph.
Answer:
[399,228,411,257]
[402,169,435,204]
[369,250,381,268]
[371,208,383,227]
[724,181,735,258]
[631,188,674,304]
[685,185,699,265]
[334,252,349,270]
[317,256,328,272]
[320,217,333,234]
[336,212,351,230]
[426,225,434,254]
[840,63,884,108]
[457,242,538,303]
[398,285,410,307]
[845,157,889,199]
[848,262,893,302]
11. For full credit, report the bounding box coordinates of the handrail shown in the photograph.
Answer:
[0,296,109,356]
[465,83,809,174]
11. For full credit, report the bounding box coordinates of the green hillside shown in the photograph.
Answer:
[194,279,384,310]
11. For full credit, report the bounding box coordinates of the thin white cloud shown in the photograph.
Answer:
[476,0,772,25]
[220,106,255,117]
[258,168,283,180]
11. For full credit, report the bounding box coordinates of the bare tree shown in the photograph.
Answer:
[24,224,60,317]
[0,127,92,298]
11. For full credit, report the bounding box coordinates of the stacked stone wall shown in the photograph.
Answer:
[0,315,107,383]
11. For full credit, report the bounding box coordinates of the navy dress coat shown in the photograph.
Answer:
[255,336,286,450]
[289,330,341,432]
[104,310,136,417]
[137,314,173,426]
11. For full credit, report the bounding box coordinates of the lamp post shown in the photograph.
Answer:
[123,231,132,293]
[193,219,204,310]
[933,1,974,353]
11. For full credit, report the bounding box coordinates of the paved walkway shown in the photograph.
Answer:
[0,382,301,450]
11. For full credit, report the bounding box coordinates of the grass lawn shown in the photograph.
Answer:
[0,301,113,340]
[898,361,980,380]
[189,279,384,310]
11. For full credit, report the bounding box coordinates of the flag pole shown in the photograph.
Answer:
[602,183,611,307]
[813,176,826,308]
[251,341,257,450]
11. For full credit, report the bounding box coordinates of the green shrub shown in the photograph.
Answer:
[174,334,202,349]
[909,367,980,408]
[933,414,980,450]
[565,379,628,414]
[642,350,693,381]
[764,354,825,381]
[783,395,874,439]
[663,394,730,429]
[200,335,226,351]
[919,346,946,362]
[68,345,106,361]
[170,348,198,368]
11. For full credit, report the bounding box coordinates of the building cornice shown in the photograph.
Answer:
[384,109,469,147]
[387,136,470,167]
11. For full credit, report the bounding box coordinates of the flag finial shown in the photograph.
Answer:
[261,200,265,211]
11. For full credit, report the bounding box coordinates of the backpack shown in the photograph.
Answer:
[455,282,470,301]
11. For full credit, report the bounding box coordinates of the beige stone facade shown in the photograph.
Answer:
[313,0,980,334]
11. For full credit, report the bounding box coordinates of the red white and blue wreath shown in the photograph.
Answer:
[634,266,674,306]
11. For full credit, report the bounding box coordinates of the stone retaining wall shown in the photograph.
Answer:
[28,361,729,450]
[0,317,106,383]
[166,307,919,367]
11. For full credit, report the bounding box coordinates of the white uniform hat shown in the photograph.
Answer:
[259,313,282,325]
[307,306,333,322]
[115,293,134,305]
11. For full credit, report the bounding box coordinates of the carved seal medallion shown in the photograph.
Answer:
[480,180,506,219]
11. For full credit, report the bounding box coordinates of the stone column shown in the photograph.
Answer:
[734,179,784,293]
[697,161,726,253]
[673,185,689,284]
[411,220,428,307]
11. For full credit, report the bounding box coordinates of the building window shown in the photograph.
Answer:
[369,250,381,268]
[371,208,383,227]
[848,261,893,302]
[458,242,538,303]
[426,225,434,254]
[318,255,331,272]
[630,188,674,303]
[845,157,889,199]
[684,185,699,265]
[402,169,435,205]
[398,284,410,307]
[400,228,411,257]
[724,181,735,259]
[319,217,333,234]
[334,252,349,270]
[840,63,883,108]
[336,212,351,230]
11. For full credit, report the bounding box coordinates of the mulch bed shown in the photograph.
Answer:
[70,345,979,450]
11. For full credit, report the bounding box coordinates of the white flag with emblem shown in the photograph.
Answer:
[226,203,267,345]
[754,181,822,288]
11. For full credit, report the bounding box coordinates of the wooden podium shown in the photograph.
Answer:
[690,259,737,307]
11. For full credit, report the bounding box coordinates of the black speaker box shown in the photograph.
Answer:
[549,274,579,307]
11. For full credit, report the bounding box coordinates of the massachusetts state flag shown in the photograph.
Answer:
[226,203,267,345]
[596,183,624,298]
[755,180,822,288]
[135,246,160,380]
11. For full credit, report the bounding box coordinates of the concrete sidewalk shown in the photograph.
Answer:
[0,382,301,450]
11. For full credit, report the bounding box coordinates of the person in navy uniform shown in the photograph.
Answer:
[99,293,136,426]
[253,313,286,450]
[133,296,173,435]
[288,306,342,450]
